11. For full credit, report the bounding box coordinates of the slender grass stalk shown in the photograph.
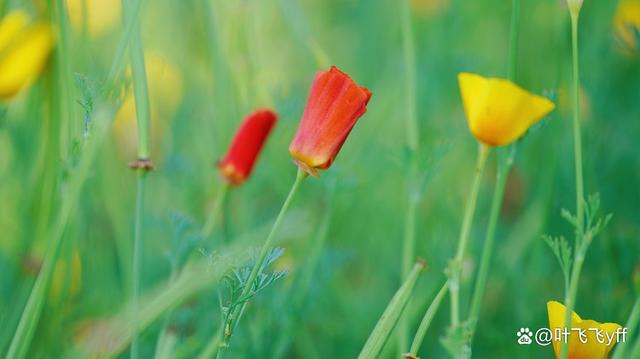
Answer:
[612,297,640,359]
[358,260,426,359]
[449,144,490,326]
[108,0,144,87]
[131,171,147,359]
[215,168,308,358]
[398,0,419,350]
[202,184,230,240]
[122,0,152,356]
[560,10,584,359]
[7,109,111,359]
[405,281,448,358]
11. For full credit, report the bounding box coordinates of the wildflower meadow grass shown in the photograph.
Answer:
[0,0,639,358]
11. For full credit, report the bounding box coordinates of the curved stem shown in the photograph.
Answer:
[407,281,449,357]
[449,144,490,326]
[215,168,307,358]
[202,184,230,240]
[560,12,584,359]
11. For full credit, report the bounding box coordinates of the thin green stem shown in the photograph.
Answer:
[108,0,144,87]
[449,144,490,326]
[401,0,418,152]
[560,12,584,359]
[215,168,308,358]
[468,150,513,341]
[131,171,147,359]
[612,297,640,359]
[202,184,230,240]
[506,0,520,81]
[407,281,449,357]
[398,0,419,350]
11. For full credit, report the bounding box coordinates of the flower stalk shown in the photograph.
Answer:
[202,184,230,240]
[449,143,490,326]
[560,7,585,359]
[122,0,152,357]
[215,168,308,358]
[398,0,420,350]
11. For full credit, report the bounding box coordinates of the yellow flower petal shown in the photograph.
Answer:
[547,300,623,359]
[458,72,555,146]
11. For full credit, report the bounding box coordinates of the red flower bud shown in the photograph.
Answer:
[289,66,372,176]
[218,109,277,185]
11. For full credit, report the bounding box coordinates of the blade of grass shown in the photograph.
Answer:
[358,260,427,359]
[405,281,448,358]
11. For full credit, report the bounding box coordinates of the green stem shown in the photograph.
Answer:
[7,110,111,359]
[358,260,426,359]
[215,168,308,358]
[449,144,490,327]
[398,0,419,350]
[612,297,640,359]
[108,0,144,87]
[406,281,449,358]
[468,150,513,340]
[131,171,147,359]
[202,184,230,240]
[560,12,584,359]
[506,0,520,81]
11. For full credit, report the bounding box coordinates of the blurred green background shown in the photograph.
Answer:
[0,0,638,357]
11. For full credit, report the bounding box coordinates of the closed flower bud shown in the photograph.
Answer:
[458,72,555,147]
[218,109,278,185]
[289,66,372,176]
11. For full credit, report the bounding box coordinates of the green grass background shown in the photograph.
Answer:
[0,0,638,357]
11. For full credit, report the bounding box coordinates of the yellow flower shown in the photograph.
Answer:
[547,301,622,359]
[112,52,184,159]
[0,11,55,100]
[66,0,121,37]
[458,72,555,146]
[614,0,640,52]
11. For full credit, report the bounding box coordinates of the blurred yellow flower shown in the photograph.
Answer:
[0,11,55,100]
[614,0,640,51]
[547,301,622,359]
[458,72,555,146]
[50,249,82,303]
[112,52,184,159]
[66,0,121,37]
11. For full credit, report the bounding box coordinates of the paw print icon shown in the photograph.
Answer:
[517,328,533,345]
